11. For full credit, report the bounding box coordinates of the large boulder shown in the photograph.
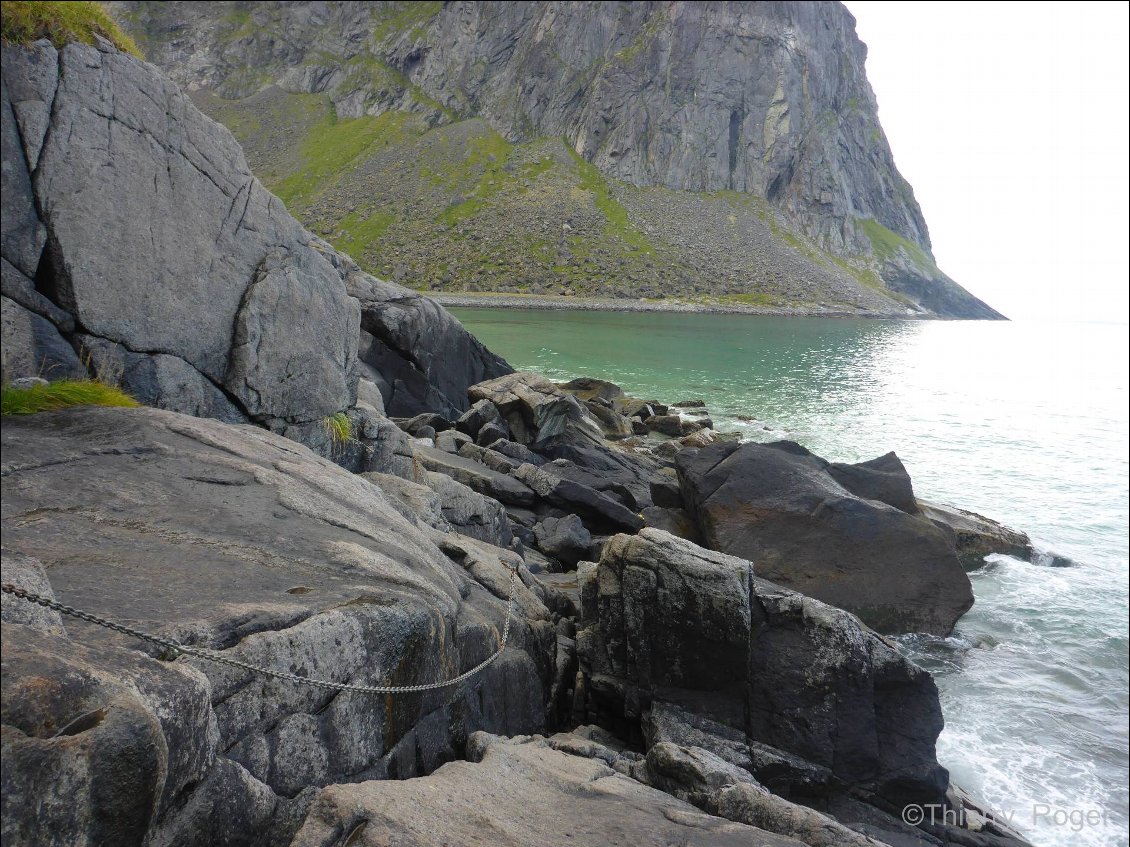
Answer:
[918,501,1032,568]
[1,40,359,427]
[0,406,561,845]
[347,271,512,419]
[470,371,607,449]
[289,732,804,847]
[577,529,949,811]
[676,441,972,635]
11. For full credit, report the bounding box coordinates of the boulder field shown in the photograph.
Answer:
[1,37,1033,847]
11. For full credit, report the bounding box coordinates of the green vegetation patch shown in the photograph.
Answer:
[857,217,933,269]
[323,411,353,444]
[1,1,143,58]
[1,379,140,415]
[566,146,653,253]
[274,108,417,211]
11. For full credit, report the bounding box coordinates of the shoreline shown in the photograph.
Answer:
[428,291,921,319]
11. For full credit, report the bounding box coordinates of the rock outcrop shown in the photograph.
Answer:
[577,529,949,811]
[676,441,973,635]
[0,406,559,845]
[0,36,505,446]
[109,1,1004,318]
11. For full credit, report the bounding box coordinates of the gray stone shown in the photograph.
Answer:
[641,505,701,543]
[1,81,45,279]
[414,443,536,507]
[425,471,514,548]
[288,733,805,847]
[650,469,684,508]
[1,256,73,330]
[919,500,1032,568]
[1,406,560,840]
[533,514,592,569]
[1,38,58,170]
[676,441,972,635]
[486,437,546,466]
[578,529,949,810]
[348,270,512,418]
[458,441,521,473]
[435,428,472,454]
[78,334,247,423]
[515,463,644,534]
[469,371,606,448]
[828,451,919,515]
[456,397,506,438]
[475,420,509,446]
[356,377,386,416]
[0,294,86,382]
[1,550,65,635]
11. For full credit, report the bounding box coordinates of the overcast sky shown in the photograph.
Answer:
[844,1,1129,323]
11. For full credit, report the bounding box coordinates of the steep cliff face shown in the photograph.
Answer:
[110,0,1002,317]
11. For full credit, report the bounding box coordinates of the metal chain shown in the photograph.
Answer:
[0,570,518,695]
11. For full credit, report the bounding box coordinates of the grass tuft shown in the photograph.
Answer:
[1,378,140,415]
[323,411,353,445]
[0,1,144,58]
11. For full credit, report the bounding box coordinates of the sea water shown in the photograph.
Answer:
[451,308,1130,847]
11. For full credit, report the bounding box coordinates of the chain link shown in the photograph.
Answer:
[1,570,518,695]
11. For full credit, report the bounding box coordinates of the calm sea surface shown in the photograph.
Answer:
[452,308,1129,847]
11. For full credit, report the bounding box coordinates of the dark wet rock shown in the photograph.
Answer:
[918,501,1032,569]
[397,412,454,435]
[476,420,510,447]
[676,441,973,635]
[829,451,919,515]
[456,398,507,439]
[641,506,701,543]
[515,463,645,534]
[650,469,684,509]
[485,437,547,467]
[533,515,592,570]
[645,742,878,847]
[577,529,949,811]
[558,377,626,405]
[348,272,512,419]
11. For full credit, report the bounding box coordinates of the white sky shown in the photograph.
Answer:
[845,1,1129,322]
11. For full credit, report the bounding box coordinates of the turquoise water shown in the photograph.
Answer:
[452,308,1130,847]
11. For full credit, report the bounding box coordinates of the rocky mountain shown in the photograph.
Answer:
[108,0,1003,318]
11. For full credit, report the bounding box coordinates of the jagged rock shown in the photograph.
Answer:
[435,428,472,454]
[456,398,507,438]
[475,420,510,447]
[1,406,560,843]
[533,515,592,570]
[424,472,514,548]
[515,463,644,534]
[644,701,833,800]
[469,371,607,448]
[289,732,805,847]
[414,443,536,506]
[535,451,660,512]
[578,529,948,810]
[78,335,247,424]
[828,451,919,515]
[0,295,86,383]
[458,441,521,473]
[673,399,707,409]
[348,272,512,418]
[919,501,1032,568]
[676,441,972,635]
[484,437,546,466]
[645,743,880,847]
[398,412,454,436]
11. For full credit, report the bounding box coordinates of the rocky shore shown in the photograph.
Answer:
[2,35,1033,847]
[432,292,923,318]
